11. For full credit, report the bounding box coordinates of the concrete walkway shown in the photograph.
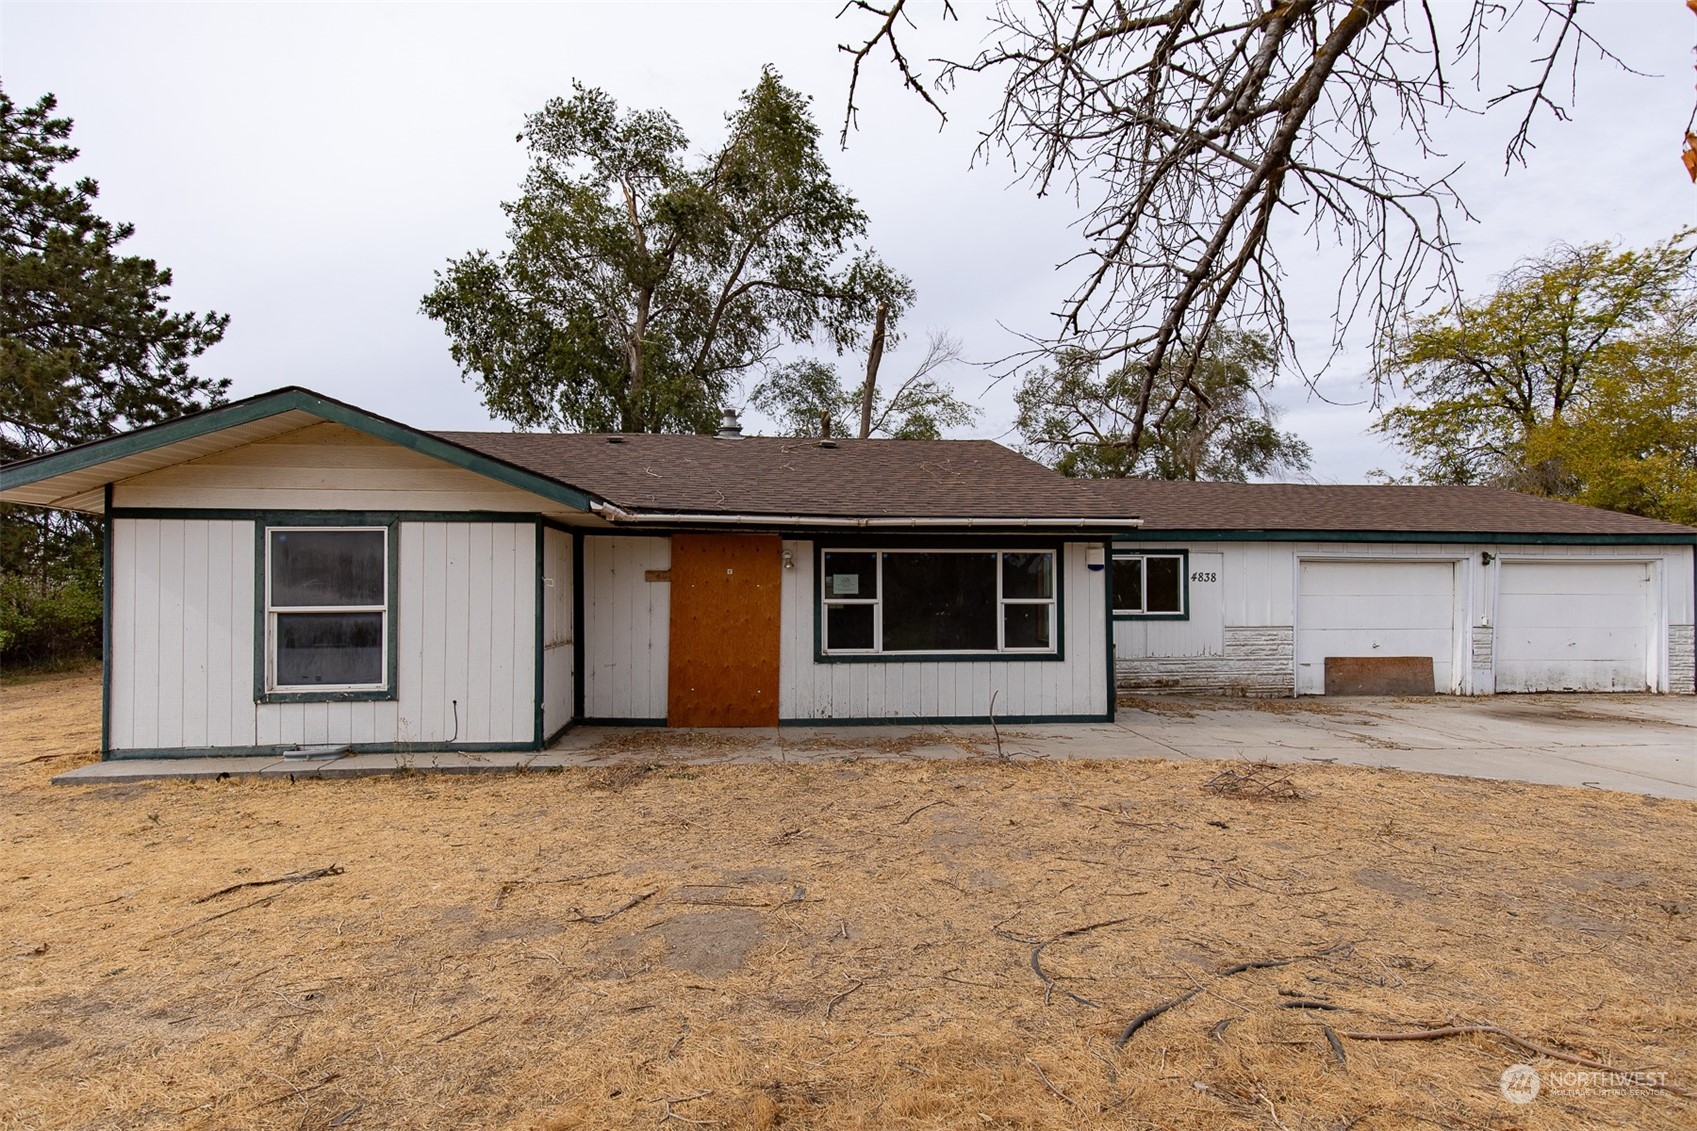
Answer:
[54,693,1697,799]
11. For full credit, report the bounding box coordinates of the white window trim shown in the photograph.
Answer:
[821,548,1058,656]
[265,525,390,693]
[1112,551,1187,616]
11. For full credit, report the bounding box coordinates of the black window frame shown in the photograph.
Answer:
[1111,549,1191,620]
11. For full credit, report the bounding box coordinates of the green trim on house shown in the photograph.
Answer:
[1111,546,1191,621]
[778,712,1115,727]
[110,508,548,524]
[105,741,541,761]
[1113,529,1697,546]
[571,530,586,726]
[1101,540,1115,716]
[0,386,599,512]
[101,483,113,758]
[809,539,1069,664]
[543,720,574,748]
[252,516,402,705]
[533,520,545,749]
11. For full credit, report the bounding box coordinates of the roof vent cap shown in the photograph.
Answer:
[606,435,626,444]
[816,439,838,449]
[716,408,744,439]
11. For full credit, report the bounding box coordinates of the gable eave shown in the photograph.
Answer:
[0,387,600,515]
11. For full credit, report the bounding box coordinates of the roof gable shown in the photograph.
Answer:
[0,387,595,514]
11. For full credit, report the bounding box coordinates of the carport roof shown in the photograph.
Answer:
[1091,481,1697,541]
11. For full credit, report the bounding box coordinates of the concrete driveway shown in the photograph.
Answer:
[56,694,1696,799]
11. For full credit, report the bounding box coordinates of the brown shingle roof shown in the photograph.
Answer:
[436,432,1135,521]
[1090,480,1697,538]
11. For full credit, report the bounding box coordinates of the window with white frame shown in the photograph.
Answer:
[1112,552,1186,616]
[265,527,389,691]
[821,549,1057,655]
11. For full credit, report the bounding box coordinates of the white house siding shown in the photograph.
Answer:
[778,541,1110,721]
[581,535,670,720]
[109,518,539,753]
[1115,541,1695,697]
[110,422,577,516]
[541,527,575,737]
[109,518,257,750]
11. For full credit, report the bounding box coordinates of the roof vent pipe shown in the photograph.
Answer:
[716,408,744,439]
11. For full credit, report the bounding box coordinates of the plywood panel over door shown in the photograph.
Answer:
[1496,560,1653,692]
[668,534,781,727]
[1296,559,1459,695]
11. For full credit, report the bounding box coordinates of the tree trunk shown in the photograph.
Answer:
[858,302,888,440]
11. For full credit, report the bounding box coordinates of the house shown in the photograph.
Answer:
[0,387,1132,759]
[1097,481,1697,698]
[1,386,1692,762]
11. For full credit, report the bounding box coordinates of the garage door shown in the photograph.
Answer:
[1296,560,1458,695]
[1495,561,1651,692]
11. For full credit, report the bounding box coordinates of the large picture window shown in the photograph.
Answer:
[1112,552,1186,617]
[821,549,1057,656]
[265,527,390,692]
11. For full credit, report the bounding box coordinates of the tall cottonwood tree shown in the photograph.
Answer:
[1015,331,1311,480]
[423,68,911,434]
[837,1,1622,465]
[0,88,229,663]
[750,330,978,439]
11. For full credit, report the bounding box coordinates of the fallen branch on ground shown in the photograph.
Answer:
[1116,942,1353,1047]
[1203,763,1302,801]
[435,1013,499,1043]
[567,888,658,924]
[493,869,619,909]
[825,976,864,1020]
[1332,1024,1694,1098]
[1025,1057,1081,1107]
[997,917,1135,1008]
[194,865,344,904]
[898,799,952,825]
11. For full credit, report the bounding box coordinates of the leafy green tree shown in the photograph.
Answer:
[1015,330,1310,480]
[1,88,229,665]
[1374,231,1696,496]
[423,69,911,434]
[1518,296,1697,524]
[750,331,977,440]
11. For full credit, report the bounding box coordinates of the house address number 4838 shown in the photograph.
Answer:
[1190,571,1218,583]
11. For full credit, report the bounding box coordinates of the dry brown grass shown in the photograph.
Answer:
[2,668,1695,1131]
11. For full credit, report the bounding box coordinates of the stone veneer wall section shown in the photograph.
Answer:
[1670,624,1695,694]
[1116,626,1294,698]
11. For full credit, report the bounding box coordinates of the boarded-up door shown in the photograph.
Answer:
[667,534,781,727]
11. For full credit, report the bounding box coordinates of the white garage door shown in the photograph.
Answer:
[1296,560,1458,695]
[1495,561,1651,692]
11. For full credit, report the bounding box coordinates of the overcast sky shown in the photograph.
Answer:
[4,1,1692,481]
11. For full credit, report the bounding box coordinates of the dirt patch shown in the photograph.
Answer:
[656,909,763,976]
[1116,696,1201,718]
[3,670,1696,1130]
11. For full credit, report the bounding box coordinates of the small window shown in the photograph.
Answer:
[266,528,389,692]
[820,548,1058,656]
[1113,552,1186,617]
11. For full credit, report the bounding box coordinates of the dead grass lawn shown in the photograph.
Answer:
[3,668,1695,1130]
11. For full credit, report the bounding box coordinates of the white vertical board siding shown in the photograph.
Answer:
[779,541,1109,720]
[541,527,575,737]
[109,519,256,752]
[1494,560,1654,692]
[259,521,536,746]
[582,535,670,719]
